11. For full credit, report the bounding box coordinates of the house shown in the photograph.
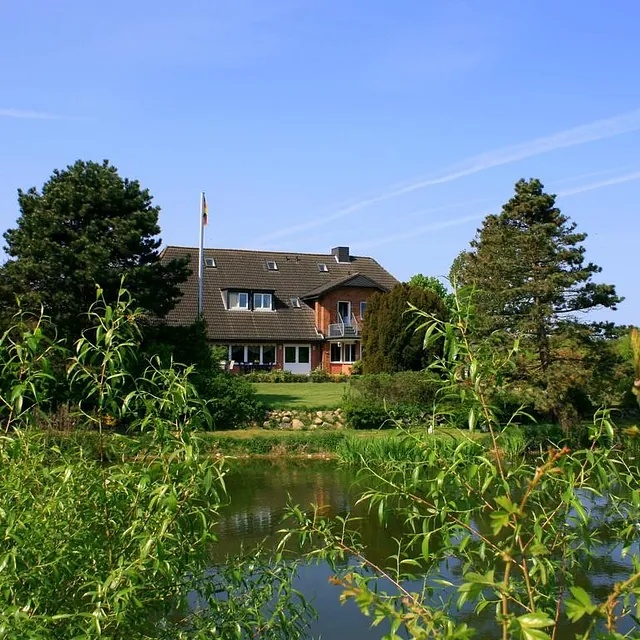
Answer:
[161,245,399,374]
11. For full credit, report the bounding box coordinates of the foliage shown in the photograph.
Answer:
[350,371,440,407]
[632,326,640,408]
[361,283,447,373]
[142,319,263,429]
[284,290,640,639]
[204,430,349,456]
[408,274,453,310]
[0,287,312,638]
[454,178,622,430]
[245,369,347,383]
[342,395,392,430]
[0,160,189,339]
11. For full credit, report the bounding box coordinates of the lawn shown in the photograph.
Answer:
[253,382,347,409]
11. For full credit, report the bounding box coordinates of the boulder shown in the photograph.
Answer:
[281,416,291,423]
[313,417,323,425]
[291,419,305,430]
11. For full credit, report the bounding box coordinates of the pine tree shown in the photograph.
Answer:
[1,160,189,338]
[456,178,622,428]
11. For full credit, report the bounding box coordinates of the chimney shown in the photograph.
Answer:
[331,246,350,263]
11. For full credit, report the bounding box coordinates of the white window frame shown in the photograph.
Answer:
[290,297,301,308]
[337,301,352,326]
[266,260,278,271]
[228,344,277,364]
[253,292,273,311]
[330,342,358,363]
[228,291,249,310]
[343,343,357,363]
[360,301,367,320]
[317,263,329,272]
[204,257,216,268]
[330,343,342,363]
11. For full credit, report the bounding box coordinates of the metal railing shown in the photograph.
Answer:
[327,313,360,338]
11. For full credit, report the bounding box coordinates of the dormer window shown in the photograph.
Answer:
[205,257,216,268]
[266,260,278,271]
[228,291,249,310]
[254,292,273,310]
[317,263,329,272]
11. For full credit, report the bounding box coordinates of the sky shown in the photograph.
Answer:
[1,0,639,323]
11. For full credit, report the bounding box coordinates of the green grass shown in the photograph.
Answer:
[253,382,347,409]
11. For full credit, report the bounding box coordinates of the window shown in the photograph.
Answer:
[317,263,329,272]
[254,292,272,310]
[230,345,245,362]
[262,345,276,364]
[247,345,261,363]
[360,301,367,320]
[290,297,301,308]
[228,291,248,309]
[204,257,216,268]
[343,343,357,363]
[298,346,310,363]
[284,346,297,363]
[266,260,278,271]
[330,343,358,363]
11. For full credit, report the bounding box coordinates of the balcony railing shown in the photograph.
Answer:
[327,313,360,338]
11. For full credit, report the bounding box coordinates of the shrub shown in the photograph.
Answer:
[342,396,393,430]
[309,366,331,383]
[350,371,440,407]
[196,372,265,429]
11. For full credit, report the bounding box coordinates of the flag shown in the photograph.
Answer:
[202,194,208,227]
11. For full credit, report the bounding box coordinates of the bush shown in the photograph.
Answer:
[245,369,346,383]
[309,367,331,383]
[350,371,440,407]
[196,372,264,429]
[342,396,394,430]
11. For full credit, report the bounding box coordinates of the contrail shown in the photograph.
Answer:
[556,170,640,196]
[257,108,640,243]
[356,169,640,251]
[0,108,60,120]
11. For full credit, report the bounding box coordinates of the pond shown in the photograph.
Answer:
[213,459,637,639]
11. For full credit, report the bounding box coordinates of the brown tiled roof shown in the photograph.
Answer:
[300,273,391,300]
[161,246,399,342]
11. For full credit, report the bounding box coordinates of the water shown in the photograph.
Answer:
[213,459,638,639]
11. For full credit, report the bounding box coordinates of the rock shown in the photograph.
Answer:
[321,421,332,429]
[279,422,291,430]
[291,419,305,430]
[313,417,323,425]
[281,416,291,423]
[316,411,324,418]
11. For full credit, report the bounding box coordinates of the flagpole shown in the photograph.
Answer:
[198,191,205,317]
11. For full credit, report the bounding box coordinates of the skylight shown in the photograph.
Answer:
[205,257,216,268]
[266,260,278,271]
[317,263,329,272]
[291,297,301,308]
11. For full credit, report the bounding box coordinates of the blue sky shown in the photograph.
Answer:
[1,0,639,323]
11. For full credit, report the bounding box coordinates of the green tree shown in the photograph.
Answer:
[1,160,189,338]
[408,273,452,309]
[361,283,447,373]
[455,178,622,428]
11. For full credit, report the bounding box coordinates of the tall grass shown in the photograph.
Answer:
[336,431,485,465]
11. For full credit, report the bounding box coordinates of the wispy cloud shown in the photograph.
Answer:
[257,108,640,243]
[356,169,640,251]
[556,170,640,196]
[0,108,60,120]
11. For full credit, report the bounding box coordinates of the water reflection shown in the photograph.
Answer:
[213,460,638,639]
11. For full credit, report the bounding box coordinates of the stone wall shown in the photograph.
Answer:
[260,408,346,430]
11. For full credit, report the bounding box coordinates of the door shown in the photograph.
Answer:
[283,344,312,374]
[337,301,352,326]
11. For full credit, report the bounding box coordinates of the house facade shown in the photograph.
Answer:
[161,245,398,375]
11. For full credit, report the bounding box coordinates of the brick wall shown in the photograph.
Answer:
[315,286,376,334]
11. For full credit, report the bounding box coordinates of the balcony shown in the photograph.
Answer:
[327,313,360,339]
